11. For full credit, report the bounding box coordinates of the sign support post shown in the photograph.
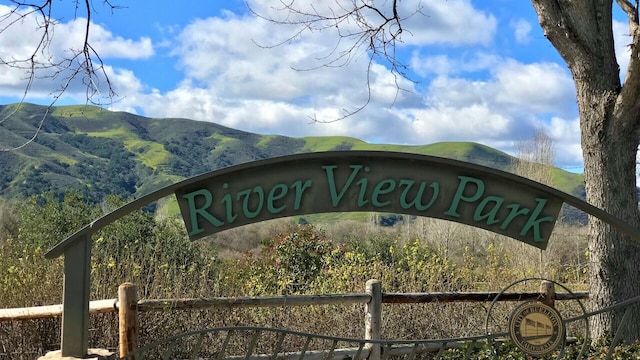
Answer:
[60,235,92,357]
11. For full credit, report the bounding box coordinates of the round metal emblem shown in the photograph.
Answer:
[508,301,565,356]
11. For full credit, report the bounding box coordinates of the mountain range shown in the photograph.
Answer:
[0,103,586,223]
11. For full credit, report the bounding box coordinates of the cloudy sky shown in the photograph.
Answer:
[0,1,633,171]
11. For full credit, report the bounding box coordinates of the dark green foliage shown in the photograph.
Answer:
[346,234,401,266]
[32,134,142,201]
[14,166,56,198]
[330,142,353,151]
[40,116,70,134]
[163,131,216,177]
[61,133,123,158]
[16,191,99,250]
[0,152,19,193]
[461,143,513,169]
[0,198,18,242]
[122,113,151,140]
[0,192,98,308]
[73,149,139,198]
[259,224,333,292]
[1,192,213,305]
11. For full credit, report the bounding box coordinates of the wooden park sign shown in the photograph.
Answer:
[176,153,562,249]
[44,151,640,357]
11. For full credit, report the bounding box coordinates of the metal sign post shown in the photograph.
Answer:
[60,235,92,357]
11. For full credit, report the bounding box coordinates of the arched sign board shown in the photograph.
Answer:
[44,151,640,358]
[175,152,562,249]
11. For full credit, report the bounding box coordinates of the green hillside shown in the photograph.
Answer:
[0,103,585,214]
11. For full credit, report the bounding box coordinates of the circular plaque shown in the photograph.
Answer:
[508,301,565,356]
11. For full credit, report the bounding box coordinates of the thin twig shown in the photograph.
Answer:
[0,0,119,151]
[248,0,423,121]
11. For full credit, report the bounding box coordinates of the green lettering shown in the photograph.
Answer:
[182,189,223,236]
[267,183,288,213]
[372,179,396,207]
[356,178,369,206]
[323,165,363,207]
[399,180,439,210]
[291,179,312,210]
[444,176,485,217]
[237,186,264,219]
[221,183,237,223]
[473,196,503,225]
[520,198,555,242]
[500,204,530,230]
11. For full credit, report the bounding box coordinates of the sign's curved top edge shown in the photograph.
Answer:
[45,151,639,259]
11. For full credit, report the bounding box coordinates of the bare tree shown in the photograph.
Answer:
[0,0,118,151]
[513,129,555,186]
[258,0,640,341]
[512,130,555,281]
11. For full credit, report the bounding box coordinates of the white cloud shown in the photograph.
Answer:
[104,66,144,95]
[404,104,511,143]
[493,60,575,115]
[421,59,575,117]
[171,10,422,115]
[56,19,154,60]
[511,18,532,44]
[398,0,497,46]
[545,116,582,166]
[410,52,500,77]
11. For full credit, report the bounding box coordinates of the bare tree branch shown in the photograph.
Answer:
[616,0,639,23]
[613,0,640,134]
[249,0,422,121]
[531,0,611,68]
[0,0,118,151]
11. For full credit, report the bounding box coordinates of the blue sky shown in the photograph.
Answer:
[0,1,633,172]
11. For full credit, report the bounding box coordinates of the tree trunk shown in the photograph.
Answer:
[532,0,640,341]
[582,102,640,340]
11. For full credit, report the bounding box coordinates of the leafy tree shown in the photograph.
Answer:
[16,191,99,250]
[0,192,98,306]
[260,224,333,293]
[92,195,205,298]
[0,198,17,242]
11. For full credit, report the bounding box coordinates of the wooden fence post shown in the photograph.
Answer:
[119,283,139,359]
[540,280,555,308]
[365,279,382,360]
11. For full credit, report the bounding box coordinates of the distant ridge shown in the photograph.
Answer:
[0,103,585,222]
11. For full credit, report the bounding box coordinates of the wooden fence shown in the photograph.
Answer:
[0,280,589,359]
